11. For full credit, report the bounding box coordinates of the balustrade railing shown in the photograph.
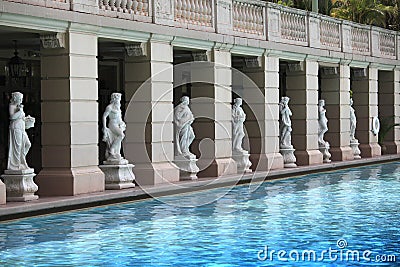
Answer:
[174,0,213,27]
[99,0,149,16]
[379,31,396,57]
[320,17,340,49]
[4,0,400,60]
[7,0,70,9]
[351,25,370,53]
[280,8,307,43]
[233,1,264,35]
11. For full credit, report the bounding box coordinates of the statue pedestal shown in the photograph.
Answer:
[280,147,297,168]
[319,142,332,163]
[350,140,361,159]
[99,162,135,190]
[1,169,39,202]
[174,154,199,180]
[232,150,252,173]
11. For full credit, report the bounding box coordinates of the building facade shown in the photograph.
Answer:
[0,0,399,199]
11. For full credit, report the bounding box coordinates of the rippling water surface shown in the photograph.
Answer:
[1,163,400,266]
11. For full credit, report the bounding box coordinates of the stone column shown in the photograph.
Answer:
[0,180,5,205]
[378,69,400,154]
[286,60,323,165]
[36,29,105,196]
[320,65,354,161]
[124,37,180,186]
[240,56,284,171]
[352,66,381,157]
[190,47,237,177]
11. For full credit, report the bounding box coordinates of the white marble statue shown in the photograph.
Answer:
[7,92,35,171]
[174,96,195,157]
[318,99,328,146]
[102,92,127,164]
[279,96,293,148]
[232,98,246,152]
[350,98,357,142]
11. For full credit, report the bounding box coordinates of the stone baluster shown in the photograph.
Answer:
[243,4,248,32]
[176,0,182,20]
[195,0,201,23]
[197,0,204,25]
[180,0,186,21]
[116,0,122,11]
[290,14,294,39]
[122,0,128,12]
[250,5,256,33]
[109,0,115,10]
[232,2,237,29]
[132,0,138,13]
[187,0,193,21]
[256,7,263,34]
[246,4,250,32]
[142,0,148,15]
[100,0,108,9]
[126,0,132,12]
[138,0,143,14]
[185,0,190,22]
[200,0,206,25]
[206,0,212,25]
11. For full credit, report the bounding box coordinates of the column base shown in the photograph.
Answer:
[359,143,381,158]
[294,150,323,166]
[232,150,252,174]
[330,146,354,161]
[99,164,136,190]
[382,141,400,155]
[134,162,180,186]
[251,153,284,171]
[36,166,105,196]
[1,169,39,202]
[174,155,200,181]
[0,180,5,205]
[198,158,237,178]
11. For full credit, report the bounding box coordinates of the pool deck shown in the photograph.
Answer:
[1,154,399,221]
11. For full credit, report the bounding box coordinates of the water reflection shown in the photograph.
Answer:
[0,162,399,266]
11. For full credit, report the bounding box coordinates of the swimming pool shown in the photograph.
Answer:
[0,162,399,266]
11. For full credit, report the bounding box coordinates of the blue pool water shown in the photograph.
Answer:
[1,163,400,266]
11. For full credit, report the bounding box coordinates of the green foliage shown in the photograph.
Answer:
[266,0,399,30]
[378,116,400,145]
[331,0,395,27]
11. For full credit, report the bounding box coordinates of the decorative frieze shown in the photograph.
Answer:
[125,42,148,57]
[244,57,262,69]
[287,62,304,73]
[321,67,338,76]
[192,51,210,61]
[40,33,65,49]
[352,68,367,78]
